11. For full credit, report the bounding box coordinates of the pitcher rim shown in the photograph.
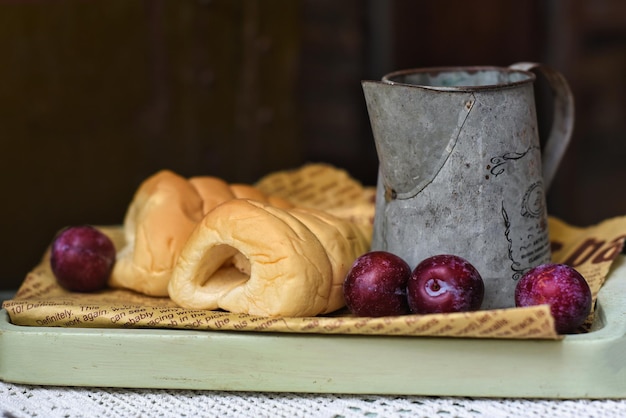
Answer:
[380,66,536,92]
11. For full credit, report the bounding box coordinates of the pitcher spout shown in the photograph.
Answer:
[362,80,474,199]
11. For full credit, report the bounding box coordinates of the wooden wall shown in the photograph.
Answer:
[2,0,626,289]
[0,0,304,288]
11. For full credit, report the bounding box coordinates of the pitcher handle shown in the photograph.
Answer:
[509,62,575,191]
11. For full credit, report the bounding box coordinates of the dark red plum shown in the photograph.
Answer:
[515,263,592,334]
[343,251,412,317]
[50,225,116,292]
[407,254,484,314]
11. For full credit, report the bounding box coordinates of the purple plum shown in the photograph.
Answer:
[515,263,592,334]
[407,254,484,314]
[50,225,116,292]
[343,251,412,317]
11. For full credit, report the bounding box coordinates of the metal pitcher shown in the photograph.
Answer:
[362,63,574,309]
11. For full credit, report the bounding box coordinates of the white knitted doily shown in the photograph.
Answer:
[1,382,625,418]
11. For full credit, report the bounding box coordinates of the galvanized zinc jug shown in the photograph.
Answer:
[362,63,574,309]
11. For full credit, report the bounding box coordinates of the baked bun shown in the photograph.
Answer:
[168,199,371,317]
[109,170,205,296]
[189,177,293,213]
[110,170,291,297]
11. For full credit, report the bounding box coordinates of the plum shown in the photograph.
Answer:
[343,251,412,317]
[407,254,484,314]
[515,263,592,334]
[50,225,116,292]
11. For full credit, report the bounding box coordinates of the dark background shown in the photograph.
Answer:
[2,0,626,290]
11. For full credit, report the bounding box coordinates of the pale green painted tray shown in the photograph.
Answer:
[1,257,625,399]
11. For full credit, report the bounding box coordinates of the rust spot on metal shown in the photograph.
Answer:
[384,186,397,202]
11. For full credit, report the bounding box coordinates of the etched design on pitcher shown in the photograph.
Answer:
[502,203,526,281]
[521,181,545,218]
[489,145,540,177]
[501,199,550,281]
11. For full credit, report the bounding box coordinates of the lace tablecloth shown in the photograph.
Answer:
[1,382,626,418]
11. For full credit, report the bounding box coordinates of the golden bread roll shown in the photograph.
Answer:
[189,177,293,213]
[109,170,205,296]
[110,170,292,297]
[187,176,236,214]
[168,199,371,317]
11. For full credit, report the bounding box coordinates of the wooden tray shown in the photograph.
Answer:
[1,256,625,399]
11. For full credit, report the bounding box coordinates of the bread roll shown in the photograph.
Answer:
[110,170,292,297]
[168,199,371,317]
[109,170,204,296]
